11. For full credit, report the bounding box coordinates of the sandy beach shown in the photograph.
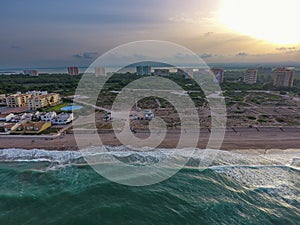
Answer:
[0,126,299,151]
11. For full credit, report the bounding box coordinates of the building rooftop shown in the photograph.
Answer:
[0,113,13,118]
[1,123,16,129]
[21,121,48,129]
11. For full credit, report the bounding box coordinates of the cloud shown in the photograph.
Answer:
[73,52,99,59]
[168,14,196,23]
[168,11,216,25]
[236,52,248,57]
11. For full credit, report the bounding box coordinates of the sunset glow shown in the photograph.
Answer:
[219,0,300,45]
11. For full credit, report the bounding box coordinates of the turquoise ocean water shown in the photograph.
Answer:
[0,148,299,225]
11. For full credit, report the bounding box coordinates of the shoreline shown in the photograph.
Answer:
[1,126,300,151]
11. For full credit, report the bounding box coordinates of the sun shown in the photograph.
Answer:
[219,0,300,45]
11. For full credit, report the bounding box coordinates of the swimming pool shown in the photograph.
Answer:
[60,105,83,111]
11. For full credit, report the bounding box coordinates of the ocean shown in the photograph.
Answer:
[0,148,299,225]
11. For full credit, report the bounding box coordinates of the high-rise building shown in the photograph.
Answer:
[273,68,294,87]
[257,67,272,75]
[0,94,7,105]
[136,66,151,75]
[136,66,143,75]
[154,69,169,77]
[211,68,224,84]
[23,70,39,76]
[95,67,106,76]
[68,66,79,76]
[143,66,151,75]
[177,68,194,78]
[244,69,258,84]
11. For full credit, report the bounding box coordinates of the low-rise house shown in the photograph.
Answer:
[51,113,74,125]
[144,110,154,120]
[129,110,154,121]
[103,112,111,121]
[31,111,41,122]
[10,114,21,123]
[40,112,57,122]
[21,113,33,121]
[0,123,19,134]
[0,113,14,122]
[11,121,51,134]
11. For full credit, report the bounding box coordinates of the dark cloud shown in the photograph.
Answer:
[236,52,248,57]
[203,32,214,37]
[200,53,214,58]
[10,45,22,50]
[276,47,296,51]
[286,49,300,54]
[73,52,99,59]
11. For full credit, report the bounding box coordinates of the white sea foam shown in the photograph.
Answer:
[0,147,299,168]
[1,147,299,199]
[0,146,300,171]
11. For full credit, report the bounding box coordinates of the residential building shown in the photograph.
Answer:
[10,114,22,123]
[0,123,18,134]
[95,67,106,76]
[211,68,224,84]
[177,68,194,78]
[31,111,41,122]
[21,113,33,121]
[144,110,154,120]
[5,91,60,109]
[9,113,32,123]
[136,66,151,75]
[68,66,79,76]
[23,70,39,76]
[136,66,143,75]
[154,69,169,76]
[6,93,31,107]
[273,68,295,87]
[257,67,272,75]
[51,113,74,125]
[27,93,60,110]
[11,121,51,134]
[40,112,57,122]
[27,90,48,96]
[244,69,258,84]
[0,113,14,122]
[0,94,7,105]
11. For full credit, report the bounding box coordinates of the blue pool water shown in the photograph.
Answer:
[60,105,82,111]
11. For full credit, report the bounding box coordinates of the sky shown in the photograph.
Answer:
[1,0,300,68]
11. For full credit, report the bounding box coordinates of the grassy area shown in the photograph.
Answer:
[43,102,69,113]
[40,127,60,135]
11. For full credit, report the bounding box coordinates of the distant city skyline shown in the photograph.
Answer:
[1,0,300,68]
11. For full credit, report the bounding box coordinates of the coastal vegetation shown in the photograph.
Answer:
[0,73,82,96]
[1,72,300,129]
